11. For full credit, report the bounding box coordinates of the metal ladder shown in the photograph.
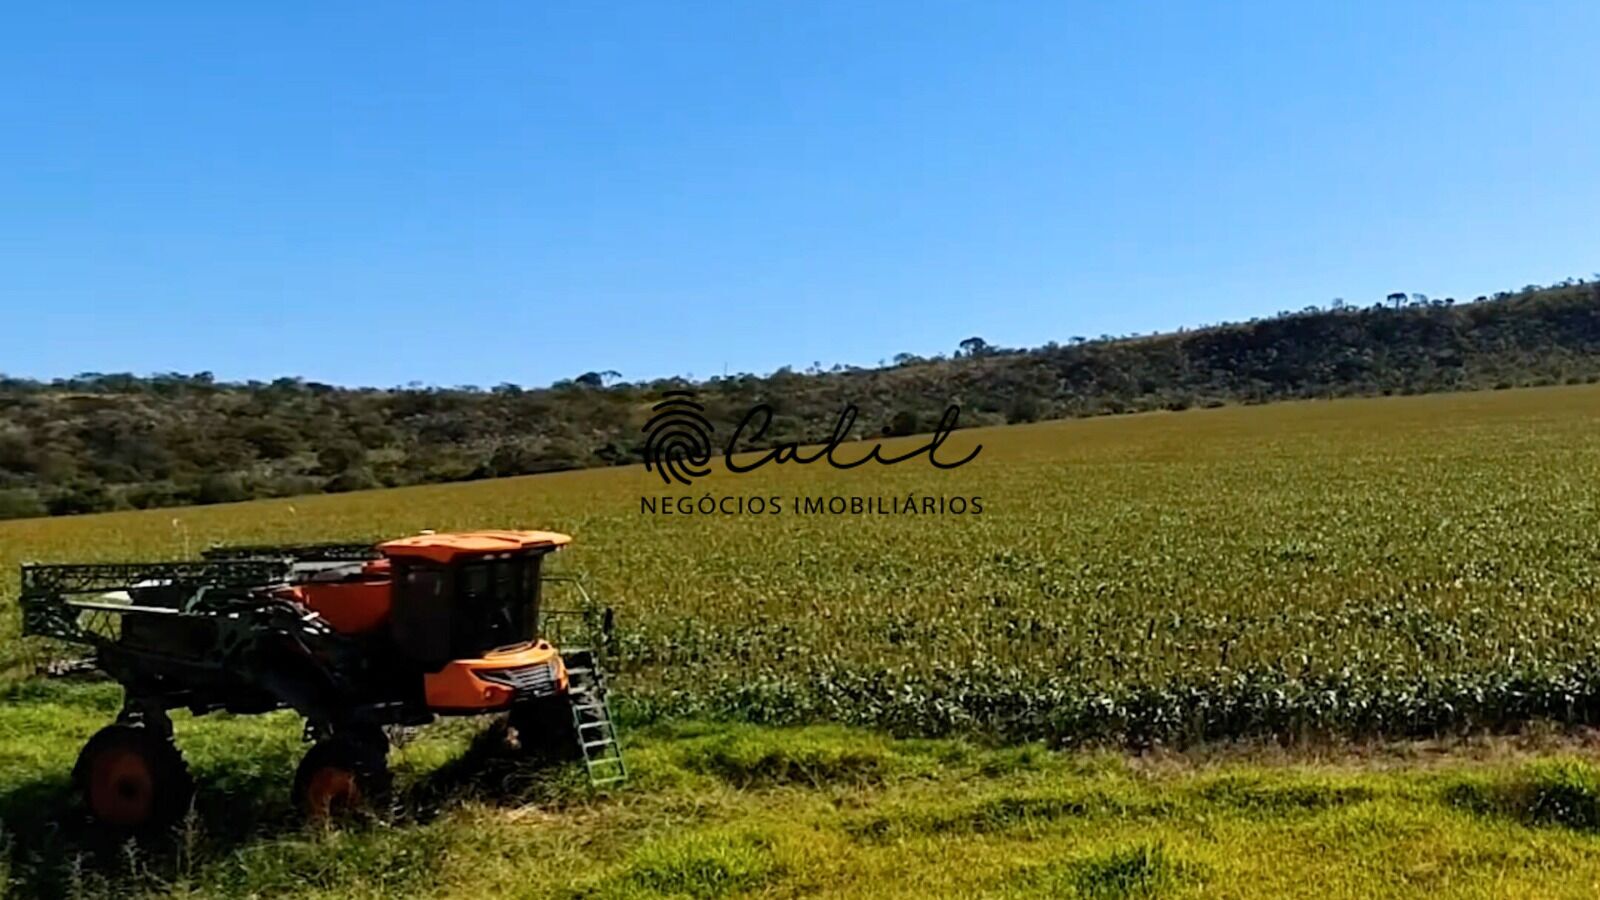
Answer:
[563,650,627,787]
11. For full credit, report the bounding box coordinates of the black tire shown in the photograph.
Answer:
[507,696,580,762]
[292,735,391,822]
[72,723,194,830]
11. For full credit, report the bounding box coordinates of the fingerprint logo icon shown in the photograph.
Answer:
[644,390,716,485]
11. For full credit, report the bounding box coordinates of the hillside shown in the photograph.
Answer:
[2,278,1599,519]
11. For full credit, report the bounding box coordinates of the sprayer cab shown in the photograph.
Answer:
[380,531,573,712]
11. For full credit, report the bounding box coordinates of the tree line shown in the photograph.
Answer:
[2,278,1598,519]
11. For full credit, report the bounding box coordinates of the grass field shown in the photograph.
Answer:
[6,384,1600,896]
[10,683,1600,898]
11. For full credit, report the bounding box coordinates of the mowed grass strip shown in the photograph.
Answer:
[3,384,1600,743]
[8,686,1600,898]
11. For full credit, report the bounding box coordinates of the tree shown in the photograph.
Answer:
[196,473,250,505]
[958,337,991,358]
[325,467,379,493]
[487,441,543,478]
[884,410,920,437]
[1006,395,1042,424]
[317,440,366,476]
[243,421,302,460]
[573,371,620,388]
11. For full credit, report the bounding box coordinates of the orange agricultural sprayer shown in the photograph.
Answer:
[19,530,624,828]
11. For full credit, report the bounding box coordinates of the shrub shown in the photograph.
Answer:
[0,488,46,520]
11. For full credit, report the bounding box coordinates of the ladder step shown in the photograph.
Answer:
[563,669,626,788]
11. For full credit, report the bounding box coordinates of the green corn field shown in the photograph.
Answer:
[5,383,1600,746]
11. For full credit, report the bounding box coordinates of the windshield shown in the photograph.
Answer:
[458,556,540,652]
[390,553,546,664]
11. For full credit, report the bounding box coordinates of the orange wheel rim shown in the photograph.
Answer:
[89,749,155,826]
[306,767,360,820]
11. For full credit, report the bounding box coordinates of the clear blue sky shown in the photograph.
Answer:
[2,3,1597,388]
